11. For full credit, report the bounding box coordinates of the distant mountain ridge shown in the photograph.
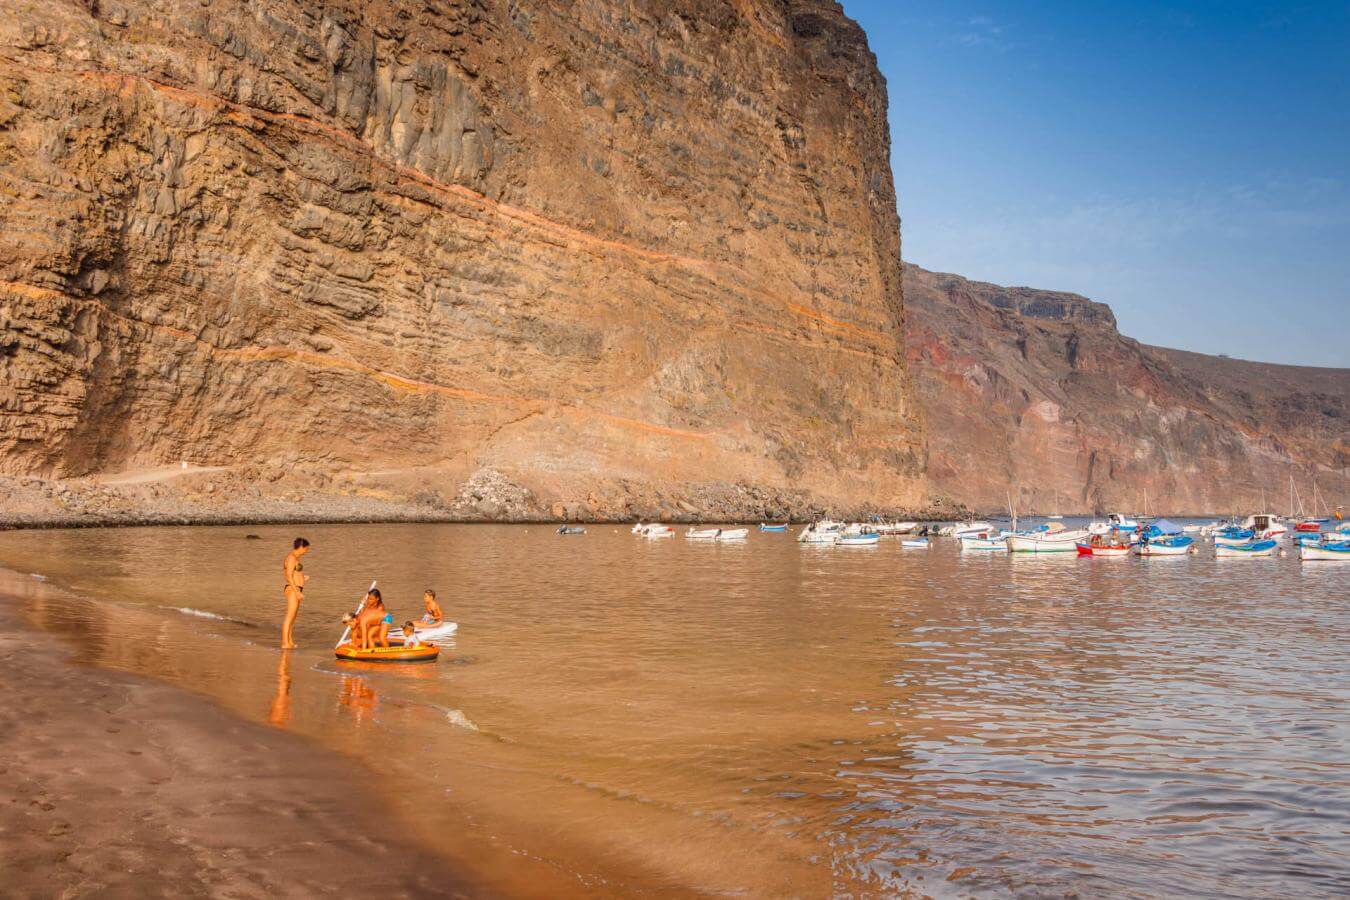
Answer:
[904,263,1348,514]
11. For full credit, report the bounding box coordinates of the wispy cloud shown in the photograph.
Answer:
[956,15,1005,49]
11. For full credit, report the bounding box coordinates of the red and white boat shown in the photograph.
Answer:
[1076,538,1131,557]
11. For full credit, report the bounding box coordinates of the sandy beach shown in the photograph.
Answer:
[0,600,473,899]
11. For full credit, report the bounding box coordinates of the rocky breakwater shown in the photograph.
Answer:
[904,264,1349,514]
[0,1,925,526]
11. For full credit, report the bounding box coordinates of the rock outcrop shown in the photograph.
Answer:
[0,0,924,521]
[905,264,1349,514]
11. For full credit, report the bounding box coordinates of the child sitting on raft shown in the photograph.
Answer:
[419,589,443,627]
[400,621,420,647]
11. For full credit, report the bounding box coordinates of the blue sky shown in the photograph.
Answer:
[840,1,1349,367]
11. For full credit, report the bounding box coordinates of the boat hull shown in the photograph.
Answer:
[1006,530,1090,553]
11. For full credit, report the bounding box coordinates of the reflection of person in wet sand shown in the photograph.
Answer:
[268,651,292,727]
[281,537,311,649]
[338,675,378,725]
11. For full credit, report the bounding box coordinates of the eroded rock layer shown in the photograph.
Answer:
[0,0,923,519]
[906,264,1349,515]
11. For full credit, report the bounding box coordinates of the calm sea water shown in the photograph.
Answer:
[1,522,1346,897]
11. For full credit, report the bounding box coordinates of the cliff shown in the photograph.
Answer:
[0,0,924,523]
[905,264,1349,514]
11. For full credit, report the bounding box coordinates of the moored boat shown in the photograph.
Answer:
[686,528,721,540]
[901,538,930,549]
[759,523,788,532]
[1076,537,1130,557]
[838,532,880,546]
[798,521,843,544]
[1134,535,1194,556]
[1006,528,1090,553]
[949,521,995,538]
[716,528,749,541]
[1214,539,1279,558]
[1300,539,1350,561]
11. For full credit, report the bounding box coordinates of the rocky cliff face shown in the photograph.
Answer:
[0,0,923,521]
[905,264,1349,515]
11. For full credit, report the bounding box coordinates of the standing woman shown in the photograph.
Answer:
[281,537,311,649]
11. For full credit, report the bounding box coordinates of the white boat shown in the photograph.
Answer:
[871,521,918,535]
[959,533,1007,551]
[1300,540,1350,561]
[1240,513,1286,540]
[901,538,930,549]
[716,528,748,541]
[1005,529,1091,553]
[634,523,673,538]
[798,521,843,544]
[402,621,458,643]
[837,532,880,546]
[949,521,994,538]
[686,528,721,540]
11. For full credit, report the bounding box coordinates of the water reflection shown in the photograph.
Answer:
[267,651,292,728]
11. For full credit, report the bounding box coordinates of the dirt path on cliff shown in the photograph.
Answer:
[96,465,231,486]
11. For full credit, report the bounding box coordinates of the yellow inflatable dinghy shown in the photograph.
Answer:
[335,642,440,663]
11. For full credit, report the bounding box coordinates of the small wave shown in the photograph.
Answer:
[163,606,256,627]
[444,708,479,732]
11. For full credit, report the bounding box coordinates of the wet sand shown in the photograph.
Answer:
[0,601,473,899]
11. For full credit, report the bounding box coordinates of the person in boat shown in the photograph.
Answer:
[419,589,444,628]
[400,621,421,647]
[280,537,311,649]
[352,588,391,651]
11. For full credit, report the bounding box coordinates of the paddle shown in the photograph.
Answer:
[336,580,378,649]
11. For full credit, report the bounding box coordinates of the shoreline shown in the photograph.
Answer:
[0,592,475,898]
[0,471,968,532]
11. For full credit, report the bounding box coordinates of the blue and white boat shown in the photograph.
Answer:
[1213,527,1256,547]
[838,532,880,546]
[759,523,788,532]
[1134,534,1194,556]
[1214,539,1278,558]
[1300,539,1350,561]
